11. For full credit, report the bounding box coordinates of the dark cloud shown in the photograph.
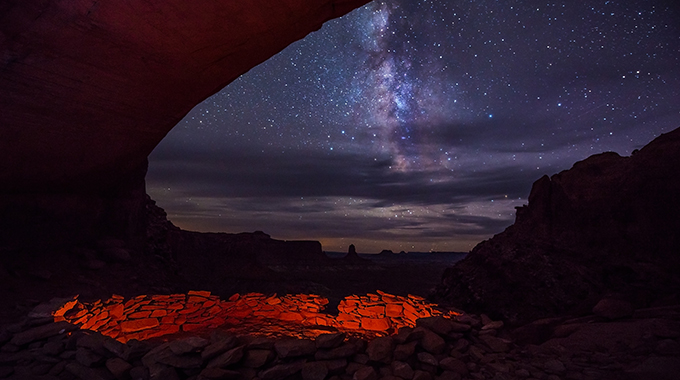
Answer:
[149,145,536,205]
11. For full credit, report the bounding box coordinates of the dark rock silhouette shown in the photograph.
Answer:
[0,0,371,319]
[345,244,368,264]
[432,127,680,324]
[0,0,369,192]
[0,0,370,252]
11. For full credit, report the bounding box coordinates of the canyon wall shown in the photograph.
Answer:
[0,0,369,249]
[433,127,680,324]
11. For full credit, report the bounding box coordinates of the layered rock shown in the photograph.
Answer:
[52,291,459,343]
[433,127,680,324]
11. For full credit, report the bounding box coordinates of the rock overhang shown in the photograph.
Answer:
[0,0,371,192]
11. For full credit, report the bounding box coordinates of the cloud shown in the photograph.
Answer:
[147,141,525,253]
[148,144,538,205]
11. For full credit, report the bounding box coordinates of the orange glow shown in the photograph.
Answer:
[53,290,460,342]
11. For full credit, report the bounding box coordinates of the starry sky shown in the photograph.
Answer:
[147,0,680,253]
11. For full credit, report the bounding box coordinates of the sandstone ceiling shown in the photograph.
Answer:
[0,0,370,192]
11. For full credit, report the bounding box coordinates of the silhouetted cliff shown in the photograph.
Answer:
[0,0,369,252]
[433,127,680,324]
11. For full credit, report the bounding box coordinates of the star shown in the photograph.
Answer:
[147,0,680,252]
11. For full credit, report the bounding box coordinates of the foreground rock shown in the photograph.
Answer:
[2,303,679,380]
[433,127,680,324]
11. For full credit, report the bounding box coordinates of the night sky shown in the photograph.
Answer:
[147,0,680,253]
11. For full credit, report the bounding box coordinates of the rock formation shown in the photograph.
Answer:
[432,127,680,324]
[345,244,361,262]
[0,1,373,323]
[0,0,370,250]
[5,296,679,380]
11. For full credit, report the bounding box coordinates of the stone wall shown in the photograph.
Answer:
[3,299,678,379]
[54,291,460,344]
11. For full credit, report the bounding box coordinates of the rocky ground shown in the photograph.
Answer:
[1,299,679,380]
[1,219,679,380]
[2,128,679,379]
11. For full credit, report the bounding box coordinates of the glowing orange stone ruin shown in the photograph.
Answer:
[53,291,460,342]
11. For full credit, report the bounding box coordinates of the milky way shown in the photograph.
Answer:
[147,0,680,252]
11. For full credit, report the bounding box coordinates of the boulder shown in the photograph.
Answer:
[206,346,244,369]
[259,362,305,380]
[315,332,346,349]
[274,339,316,359]
[302,362,329,380]
[366,336,393,363]
[10,321,79,346]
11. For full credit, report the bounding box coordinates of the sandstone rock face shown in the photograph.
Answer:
[0,0,369,249]
[0,0,369,192]
[433,127,680,324]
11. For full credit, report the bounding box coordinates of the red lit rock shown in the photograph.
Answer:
[189,290,212,297]
[385,304,404,318]
[107,304,124,320]
[150,309,167,318]
[182,324,206,332]
[361,318,391,332]
[175,315,187,325]
[56,291,460,342]
[128,311,151,319]
[120,318,160,333]
[279,312,304,322]
[359,305,385,318]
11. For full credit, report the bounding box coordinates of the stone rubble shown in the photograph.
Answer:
[2,297,679,380]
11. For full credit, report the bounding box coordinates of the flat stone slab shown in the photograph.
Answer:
[10,321,78,346]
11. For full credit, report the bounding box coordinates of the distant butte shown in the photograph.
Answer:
[432,127,680,324]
